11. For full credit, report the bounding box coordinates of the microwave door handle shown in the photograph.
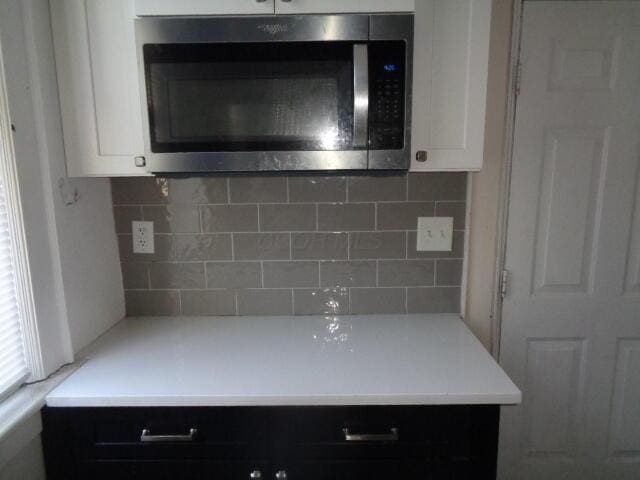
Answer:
[353,44,369,148]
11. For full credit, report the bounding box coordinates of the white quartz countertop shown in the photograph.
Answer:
[46,314,521,407]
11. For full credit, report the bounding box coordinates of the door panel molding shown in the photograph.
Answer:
[531,127,610,295]
[624,167,640,295]
[607,338,640,459]
[522,338,587,459]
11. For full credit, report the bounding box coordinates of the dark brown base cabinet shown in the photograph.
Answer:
[42,405,499,480]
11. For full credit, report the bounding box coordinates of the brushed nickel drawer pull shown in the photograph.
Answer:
[140,428,198,442]
[343,427,399,442]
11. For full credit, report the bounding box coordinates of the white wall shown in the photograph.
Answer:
[465,0,514,351]
[0,0,124,358]
[0,413,45,480]
[24,0,125,352]
[0,0,125,476]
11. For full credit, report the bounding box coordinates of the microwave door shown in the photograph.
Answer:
[352,44,369,149]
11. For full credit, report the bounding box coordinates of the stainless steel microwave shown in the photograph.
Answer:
[135,14,413,173]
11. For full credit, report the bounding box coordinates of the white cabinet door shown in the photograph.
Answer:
[135,0,275,16]
[51,0,146,177]
[411,0,492,171]
[275,0,414,14]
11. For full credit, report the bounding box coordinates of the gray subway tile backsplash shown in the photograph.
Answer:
[143,205,200,233]
[349,232,406,259]
[377,202,435,231]
[293,288,349,315]
[118,234,174,262]
[408,172,467,202]
[201,204,258,232]
[407,287,461,314]
[112,178,168,205]
[113,206,142,233]
[112,173,467,316]
[229,177,287,204]
[259,204,316,232]
[435,259,464,286]
[350,288,406,314]
[317,203,375,231]
[407,230,465,259]
[291,232,349,260]
[378,260,435,287]
[237,289,293,315]
[347,175,407,202]
[435,202,467,229]
[121,262,148,290]
[164,178,228,204]
[124,290,180,316]
[233,233,290,260]
[206,262,262,289]
[262,261,319,288]
[180,290,236,316]
[320,261,377,288]
[174,234,232,261]
[288,176,346,203]
[149,262,205,289]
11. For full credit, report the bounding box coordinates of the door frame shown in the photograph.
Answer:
[492,0,524,358]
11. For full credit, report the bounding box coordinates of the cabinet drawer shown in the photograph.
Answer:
[285,406,461,442]
[46,407,270,461]
[276,406,500,466]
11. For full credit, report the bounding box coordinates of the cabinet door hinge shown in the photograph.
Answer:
[500,269,509,300]
[515,61,523,97]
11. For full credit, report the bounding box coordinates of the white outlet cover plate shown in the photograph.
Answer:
[132,220,154,254]
[416,217,454,252]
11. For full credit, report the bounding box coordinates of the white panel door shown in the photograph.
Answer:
[274,0,414,14]
[499,2,640,479]
[51,0,146,176]
[410,0,492,171]
[135,0,275,16]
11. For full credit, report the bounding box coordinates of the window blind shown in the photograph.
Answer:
[0,174,28,399]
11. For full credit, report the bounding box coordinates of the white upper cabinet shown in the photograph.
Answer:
[274,0,414,14]
[411,0,492,171]
[51,0,490,176]
[135,0,275,16]
[51,0,146,176]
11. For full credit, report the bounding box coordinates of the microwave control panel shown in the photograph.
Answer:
[369,41,406,150]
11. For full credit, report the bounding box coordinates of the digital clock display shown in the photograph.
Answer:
[383,64,398,72]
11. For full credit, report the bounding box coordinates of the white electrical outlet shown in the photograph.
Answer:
[132,221,154,254]
[416,217,453,252]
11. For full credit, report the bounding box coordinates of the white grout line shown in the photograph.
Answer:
[230,233,235,261]
[405,174,409,201]
[116,200,455,208]
[286,177,290,203]
[234,291,239,315]
[291,289,295,314]
[405,287,409,313]
[257,204,261,232]
[374,203,378,231]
